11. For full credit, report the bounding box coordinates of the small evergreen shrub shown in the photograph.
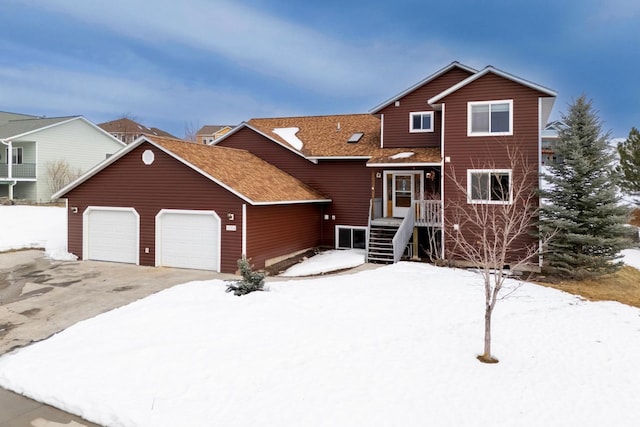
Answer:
[225,258,265,296]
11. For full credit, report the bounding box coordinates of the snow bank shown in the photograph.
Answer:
[0,206,76,260]
[280,249,365,276]
[1,263,639,426]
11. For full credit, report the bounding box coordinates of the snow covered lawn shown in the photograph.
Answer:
[1,205,640,426]
[1,262,639,426]
[0,205,75,260]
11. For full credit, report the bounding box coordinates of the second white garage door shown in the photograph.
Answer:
[156,210,221,271]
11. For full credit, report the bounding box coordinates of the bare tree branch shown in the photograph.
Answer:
[444,142,555,363]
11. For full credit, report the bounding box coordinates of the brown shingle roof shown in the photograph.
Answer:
[246,114,441,163]
[99,118,176,139]
[146,135,330,204]
[248,114,380,157]
[367,148,441,165]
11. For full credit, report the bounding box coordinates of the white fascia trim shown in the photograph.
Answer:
[80,117,127,146]
[238,123,316,163]
[251,199,332,206]
[366,162,441,168]
[4,116,79,140]
[5,116,125,146]
[52,136,146,200]
[429,66,557,105]
[369,61,478,113]
[307,156,371,161]
[207,122,244,145]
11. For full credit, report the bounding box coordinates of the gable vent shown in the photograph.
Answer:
[347,132,364,143]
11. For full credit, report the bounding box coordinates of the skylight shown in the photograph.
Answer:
[347,132,364,143]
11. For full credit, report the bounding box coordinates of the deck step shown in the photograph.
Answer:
[367,223,399,263]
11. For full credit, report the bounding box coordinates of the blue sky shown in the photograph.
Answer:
[1,0,638,138]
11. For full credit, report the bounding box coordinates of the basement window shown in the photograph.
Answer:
[336,226,367,249]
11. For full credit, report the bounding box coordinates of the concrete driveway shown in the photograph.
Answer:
[0,250,237,355]
[0,250,238,426]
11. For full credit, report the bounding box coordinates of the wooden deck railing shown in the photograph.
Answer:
[414,200,442,227]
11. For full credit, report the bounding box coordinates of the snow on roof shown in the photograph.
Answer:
[272,127,304,150]
[390,152,415,159]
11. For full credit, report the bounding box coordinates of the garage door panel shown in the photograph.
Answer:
[85,208,138,264]
[157,210,220,271]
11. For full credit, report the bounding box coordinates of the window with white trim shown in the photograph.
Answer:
[336,226,367,249]
[467,169,512,204]
[5,147,23,164]
[409,111,434,133]
[468,100,513,136]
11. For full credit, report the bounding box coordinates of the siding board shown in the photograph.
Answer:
[218,129,372,246]
[440,73,544,263]
[377,68,473,148]
[64,142,320,273]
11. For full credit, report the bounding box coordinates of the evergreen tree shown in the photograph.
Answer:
[616,127,640,199]
[540,95,631,279]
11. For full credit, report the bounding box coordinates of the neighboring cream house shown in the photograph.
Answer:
[0,112,125,202]
[196,125,233,144]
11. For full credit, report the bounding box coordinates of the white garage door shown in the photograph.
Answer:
[84,207,139,264]
[156,210,220,271]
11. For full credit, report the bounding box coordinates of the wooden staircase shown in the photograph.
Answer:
[367,223,399,264]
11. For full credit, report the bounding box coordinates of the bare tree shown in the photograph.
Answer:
[47,160,82,197]
[183,120,200,142]
[444,145,553,363]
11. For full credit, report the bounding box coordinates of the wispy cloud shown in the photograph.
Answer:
[17,0,450,96]
[0,62,289,131]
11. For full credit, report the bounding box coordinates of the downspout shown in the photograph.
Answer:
[538,98,543,268]
[242,203,247,259]
[0,138,15,201]
[440,104,446,260]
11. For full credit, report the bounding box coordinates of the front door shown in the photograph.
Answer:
[384,171,424,218]
[392,174,413,217]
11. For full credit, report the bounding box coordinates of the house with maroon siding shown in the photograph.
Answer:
[53,61,556,273]
[54,136,330,273]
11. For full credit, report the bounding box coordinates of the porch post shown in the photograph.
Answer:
[370,170,376,219]
[1,139,13,202]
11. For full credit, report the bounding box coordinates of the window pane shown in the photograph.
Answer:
[491,103,510,132]
[338,228,352,249]
[412,114,422,130]
[490,173,510,201]
[353,229,366,249]
[421,114,431,130]
[12,148,23,164]
[471,173,489,200]
[471,105,489,133]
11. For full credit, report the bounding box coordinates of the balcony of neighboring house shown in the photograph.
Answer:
[1,144,37,180]
[0,162,37,179]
